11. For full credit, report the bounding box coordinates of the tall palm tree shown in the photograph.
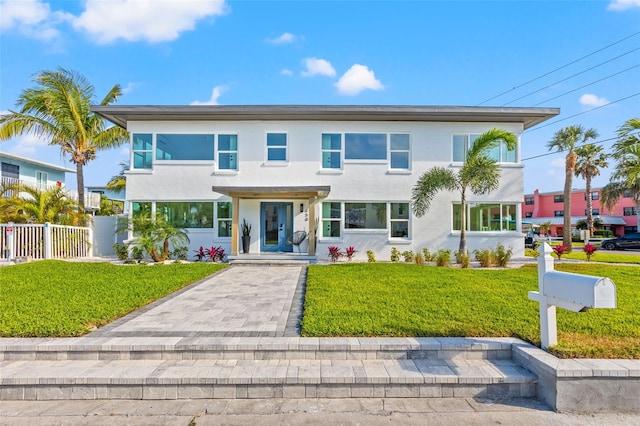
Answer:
[575,143,608,234]
[0,68,130,211]
[546,125,598,251]
[412,128,516,255]
[602,118,640,230]
[106,161,128,193]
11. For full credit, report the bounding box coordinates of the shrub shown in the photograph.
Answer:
[194,246,206,261]
[455,251,470,268]
[414,253,424,265]
[434,249,451,267]
[593,230,613,238]
[171,246,188,261]
[421,248,433,262]
[345,246,357,261]
[390,247,400,262]
[583,243,597,262]
[132,246,144,262]
[494,244,513,267]
[474,248,494,268]
[525,248,540,258]
[328,246,343,263]
[402,250,414,262]
[366,250,376,263]
[113,242,129,261]
[553,244,568,260]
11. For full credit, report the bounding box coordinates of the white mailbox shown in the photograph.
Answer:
[542,271,616,312]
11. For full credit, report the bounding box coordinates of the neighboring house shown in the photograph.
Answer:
[86,185,127,214]
[523,188,638,237]
[92,105,559,260]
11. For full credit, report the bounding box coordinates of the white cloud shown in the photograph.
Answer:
[334,64,384,96]
[579,93,609,107]
[121,82,137,95]
[72,0,227,44]
[607,0,640,10]
[266,32,296,44]
[301,58,336,77]
[191,85,226,105]
[9,133,49,155]
[281,69,293,76]
[0,0,69,40]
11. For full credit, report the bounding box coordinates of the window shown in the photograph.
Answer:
[390,203,409,238]
[267,133,287,161]
[452,133,515,163]
[390,134,410,169]
[525,197,534,205]
[156,202,214,229]
[553,195,564,203]
[345,202,386,229]
[586,209,600,215]
[623,189,632,198]
[321,134,341,169]
[525,212,533,218]
[132,202,151,216]
[218,134,238,170]
[132,134,153,169]
[345,133,386,160]
[554,211,564,217]
[322,202,341,238]
[452,203,517,231]
[1,162,19,180]
[36,171,47,189]
[217,202,232,237]
[585,192,599,200]
[156,134,214,161]
[624,207,637,216]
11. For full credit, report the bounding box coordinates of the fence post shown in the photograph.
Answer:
[43,222,52,259]
[87,226,93,258]
[537,243,557,349]
[6,222,15,261]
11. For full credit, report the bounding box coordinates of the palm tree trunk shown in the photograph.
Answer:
[76,163,85,213]
[563,153,576,252]
[459,191,467,255]
[585,176,593,235]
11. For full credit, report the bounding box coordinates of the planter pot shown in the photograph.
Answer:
[242,236,251,254]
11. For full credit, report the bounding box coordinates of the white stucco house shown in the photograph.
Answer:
[92,105,559,261]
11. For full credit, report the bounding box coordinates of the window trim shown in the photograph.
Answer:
[131,133,154,170]
[321,133,343,170]
[553,195,564,203]
[35,170,48,189]
[452,202,520,233]
[216,133,239,172]
[319,201,412,241]
[265,132,289,164]
[389,133,411,171]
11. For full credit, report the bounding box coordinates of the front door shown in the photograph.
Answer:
[260,202,293,252]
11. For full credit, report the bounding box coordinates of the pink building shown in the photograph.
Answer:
[523,188,638,237]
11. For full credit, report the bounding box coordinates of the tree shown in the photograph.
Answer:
[412,128,516,255]
[547,125,598,251]
[1,182,87,225]
[106,161,128,193]
[118,212,190,262]
[602,118,640,230]
[575,143,608,234]
[0,68,129,211]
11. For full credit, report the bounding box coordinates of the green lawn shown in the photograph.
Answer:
[301,263,640,359]
[0,260,225,337]
[526,248,640,264]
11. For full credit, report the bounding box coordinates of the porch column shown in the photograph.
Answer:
[231,196,240,255]
[308,198,316,256]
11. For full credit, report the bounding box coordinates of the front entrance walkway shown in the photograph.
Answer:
[89,264,306,338]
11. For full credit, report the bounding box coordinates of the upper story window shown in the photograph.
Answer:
[156,134,214,161]
[390,134,410,170]
[36,171,47,189]
[452,133,516,163]
[217,134,238,170]
[321,133,342,169]
[585,192,599,200]
[525,197,534,205]
[553,195,564,203]
[554,210,564,217]
[266,133,287,162]
[624,207,637,216]
[587,208,600,215]
[623,189,632,198]
[132,134,153,169]
[345,133,387,161]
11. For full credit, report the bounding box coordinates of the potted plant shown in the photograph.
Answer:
[241,219,252,254]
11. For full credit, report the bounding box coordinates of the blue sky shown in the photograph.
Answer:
[1,0,639,194]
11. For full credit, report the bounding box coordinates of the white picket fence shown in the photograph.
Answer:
[0,222,92,261]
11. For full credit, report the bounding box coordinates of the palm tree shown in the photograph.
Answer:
[106,161,128,193]
[0,68,130,211]
[3,182,87,225]
[575,143,608,234]
[602,118,640,230]
[546,125,598,251]
[412,128,516,255]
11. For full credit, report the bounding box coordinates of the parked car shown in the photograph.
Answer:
[601,233,640,250]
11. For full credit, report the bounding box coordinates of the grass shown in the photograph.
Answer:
[525,248,640,264]
[301,263,640,359]
[0,260,226,337]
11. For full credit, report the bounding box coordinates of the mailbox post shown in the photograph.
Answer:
[528,243,616,349]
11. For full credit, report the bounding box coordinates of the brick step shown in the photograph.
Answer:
[0,358,536,400]
[0,337,515,361]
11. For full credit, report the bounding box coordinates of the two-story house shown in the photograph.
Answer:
[92,105,558,261]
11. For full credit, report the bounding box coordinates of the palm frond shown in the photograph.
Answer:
[411,167,458,217]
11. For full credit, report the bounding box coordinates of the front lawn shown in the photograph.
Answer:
[301,263,640,359]
[0,260,225,337]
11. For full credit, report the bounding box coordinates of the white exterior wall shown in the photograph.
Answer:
[125,120,526,260]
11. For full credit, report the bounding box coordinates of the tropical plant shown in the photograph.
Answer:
[402,250,414,262]
[390,247,400,262]
[434,249,451,267]
[539,221,552,237]
[112,242,129,261]
[547,125,599,252]
[455,250,470,268]
[575,143,608,234]
[575,217,603,231]
[602,118,640,232]
[118,211,190,263]
[412,128,516,255]
[106,161,128,193]
[473,248,494,268]
[1,182,87,225]
[583,243,597,262]
[205,246,226,262]
[194,246,207,261]
[328,245,343,262]
[421,248,433,262]
[494,244,513,267]
[0,68,130,211]
[241,219,252,236]
[345,246,357,261]
[366,250,376,263]
[414,252,425,264]
[553,244,568,260]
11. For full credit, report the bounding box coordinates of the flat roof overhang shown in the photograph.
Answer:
[92,105,560,130]
[212,185,330,200]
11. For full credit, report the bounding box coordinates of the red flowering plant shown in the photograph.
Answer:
[328,246,343,263]
[345,246,357,261]
[552,244,568,260]
[583,243,597,262]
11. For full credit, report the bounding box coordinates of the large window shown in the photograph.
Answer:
[453,203,517,231]
[345,133,387,160]
[156,202,214,229]
[321,201,411,239]
[345,202,386,229]
[624,207,637,216]
[321,134,341,169]
[267,133,287,161]
[322,202,341,237]
[452,133,516,163]
[132,134,153,169]
[156,134,214,161]
[218,134,238,170]
[217,202,232,237]
[390,134,410,170]
[390,203,409,237]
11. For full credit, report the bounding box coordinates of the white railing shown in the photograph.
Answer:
[0,222,92,261]
[0,177,100,210]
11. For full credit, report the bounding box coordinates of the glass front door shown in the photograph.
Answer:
[260,202,293,252]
